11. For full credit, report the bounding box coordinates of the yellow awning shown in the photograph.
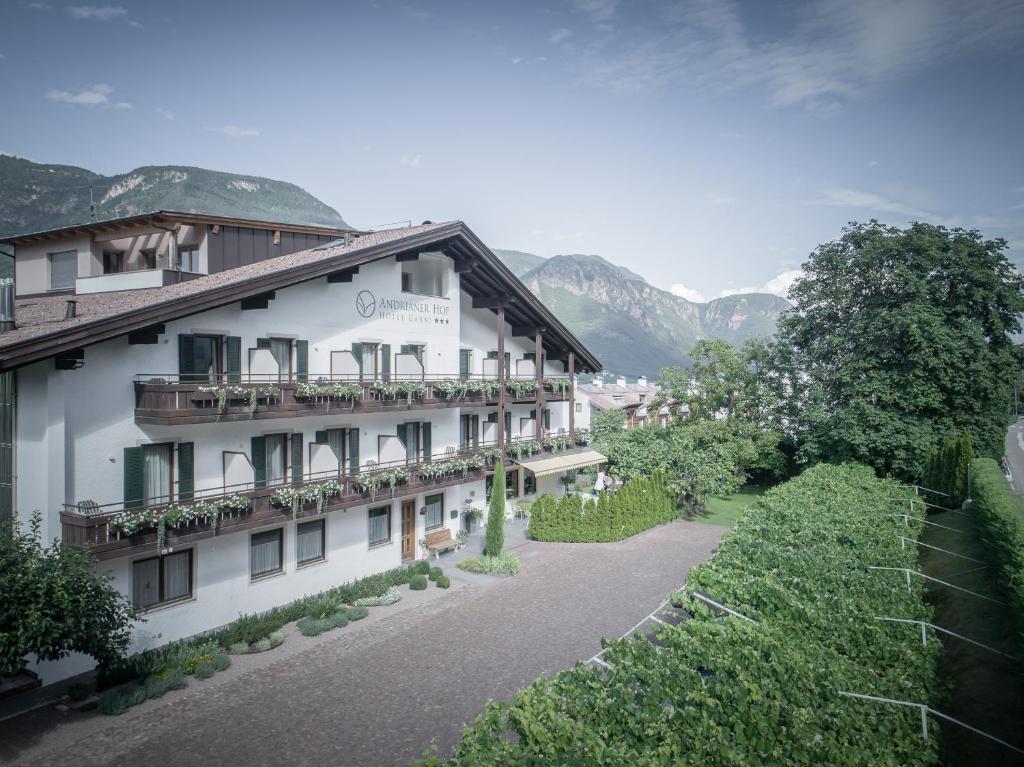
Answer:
[515,449,608,478]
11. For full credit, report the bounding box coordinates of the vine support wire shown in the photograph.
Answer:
[837,691,1024,755]
[873,616,1020,661]
[891,514,965,533]
[900,537,986,564]
[867,566,1007,605]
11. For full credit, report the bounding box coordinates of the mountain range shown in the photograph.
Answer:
[0,155,788,376]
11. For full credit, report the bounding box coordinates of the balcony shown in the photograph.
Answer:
[60,433,591,561]
[76,268,203,295]
[134,373,572,425]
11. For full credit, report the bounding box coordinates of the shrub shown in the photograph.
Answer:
[527,474,679,543]
[484,463,506,556]
[428,566,443,582]
[456,552,521,576]
[229,642,249,655]
[424,465,940,766]
[269,629,286,648]
[0,511,137,677]
[355,586,401,607]
[297,617,328,637]
[211,652,231,672]
[193,660,215,680]
[413,559,431,575]
[409,574,428,590]
[67,681,92,702]
[346,606,369,621]
[142,669,186,700]
[971,458,1024,636]
[254,638,272,652]
[435,575,451,589]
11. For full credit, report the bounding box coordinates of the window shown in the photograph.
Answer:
[178,245,200,272]
[425,493,443,530]
[487,470,520,501]
[323,428,347,472]
[103,250,123,274]
[250,529,283,578]
[401,422,421,464]
[48,250,77,290]
[186,334,223,383]
[460,415,475,448]
[400,256,447,297]
[368,505,391,546]
[265,433,288,487]
[132,550,192,609]
[360,342,379,380]
[524,470,536,496]
[401,272,413,292]
[575,402,583,413]
[140,248,157,270]
[269,338,292,380]
[297,519,326,566]
[143,443,173,505]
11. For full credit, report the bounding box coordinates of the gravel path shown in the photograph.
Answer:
[1,519,724,767]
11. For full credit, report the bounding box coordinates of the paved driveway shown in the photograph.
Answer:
[2,519,724,767]
[1005,418,1024,496]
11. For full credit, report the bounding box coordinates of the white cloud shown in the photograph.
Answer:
[66,5,126,20]
[571,0,618,23]
[549,28,573,44]
[26,2,50,9]
[128,19,141,27]
[570,0,1024,114]
[809,186,957,226]
[707,193,735,206]
[217,125,260,137]
[154,107,175,120]
[718,285,759,297]
[400,153,422,168]
[45,83,130,109]
[670,283,707,302]
[868,159,879,167]
[758,269,802,299]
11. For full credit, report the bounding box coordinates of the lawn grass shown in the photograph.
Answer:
[693,485,768,527]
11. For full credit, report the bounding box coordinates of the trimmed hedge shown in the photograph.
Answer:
[971,458,1024,638]
[421,464,939,766]
[527,474,679,542]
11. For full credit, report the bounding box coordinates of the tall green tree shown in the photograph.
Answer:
[777,221,1024,476]
[0,513,137,676]
[484,463,506,557]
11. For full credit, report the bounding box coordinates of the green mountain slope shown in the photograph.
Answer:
[504,250,789,377]
[0,154,350,238]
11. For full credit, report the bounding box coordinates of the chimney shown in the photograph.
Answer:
[616,376,627,388]
[0,278,14,332]
[637,375,648,387]
[592,374,603,389]
[65,299,78,320]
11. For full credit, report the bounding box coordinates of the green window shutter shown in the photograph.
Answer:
[251,436,267,489]
[530,408,536,420]
[177,442,194,502]
[123,447,144,510]
[543,409,551,430]
[422,422,432,463]
[327,430,345,467]
[459,350,470,381]
[315,430,329,445]
[486,350,498,359]
[381,343,391,383]
[296,340,309,383]
[226,336,242,383]
[505,411,511,436]
[504,352,511,371]
[396,423,408,448]
[351,342,363,376]
[488,412,498,423]
[291,433,303,485]
[348,429,359,473]
[472,415,479,447]
[399,344,411,354]
[524,352,536,361]
[178,334,195,382]
[256,338,272,350]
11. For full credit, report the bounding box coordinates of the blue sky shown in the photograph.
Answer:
[1,0,1022,301]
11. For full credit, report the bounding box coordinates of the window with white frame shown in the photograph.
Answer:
[368,505,391,546]
[251,528,283,578]
[424,492,443,530]
[48,250,77,290]
[132,550,192,609]
[296,519,325,566]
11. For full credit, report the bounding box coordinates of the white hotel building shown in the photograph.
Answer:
[0,213,602,685]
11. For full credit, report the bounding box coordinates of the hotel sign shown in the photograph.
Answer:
[356,289,451,325]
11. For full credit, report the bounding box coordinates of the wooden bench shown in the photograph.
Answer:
[424,528,462,560]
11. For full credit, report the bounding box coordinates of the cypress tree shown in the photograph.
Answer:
[953,433,975,507]
[484,463,506,556]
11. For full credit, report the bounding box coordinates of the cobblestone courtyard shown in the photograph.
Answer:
[1,519,724,767]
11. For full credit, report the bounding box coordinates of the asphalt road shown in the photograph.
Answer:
[1005,418,1024,496]
[1,519,724,767]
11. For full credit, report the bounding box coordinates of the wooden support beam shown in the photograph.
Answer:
[453,260,477,274]
[128,323,165,345]
[497,304,506,448]
[511,325,546,338]
[326,267,359,283]
[55,348,85,370]
[535,328,545,437]
[568,351,576,438]
[472,295,517,310]
[396,252,419,262]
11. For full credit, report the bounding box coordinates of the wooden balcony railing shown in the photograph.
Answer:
[60,433,591,561]
[134,373,572,425]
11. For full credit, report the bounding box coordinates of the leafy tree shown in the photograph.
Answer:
[0,512,137,676]
[953,432,974,506]
[777,220,1024,476]
[484,463,506,556]
[686,339,756,420]
[589,408,626,449]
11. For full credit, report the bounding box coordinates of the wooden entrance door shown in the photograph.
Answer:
[401,499,416,560]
